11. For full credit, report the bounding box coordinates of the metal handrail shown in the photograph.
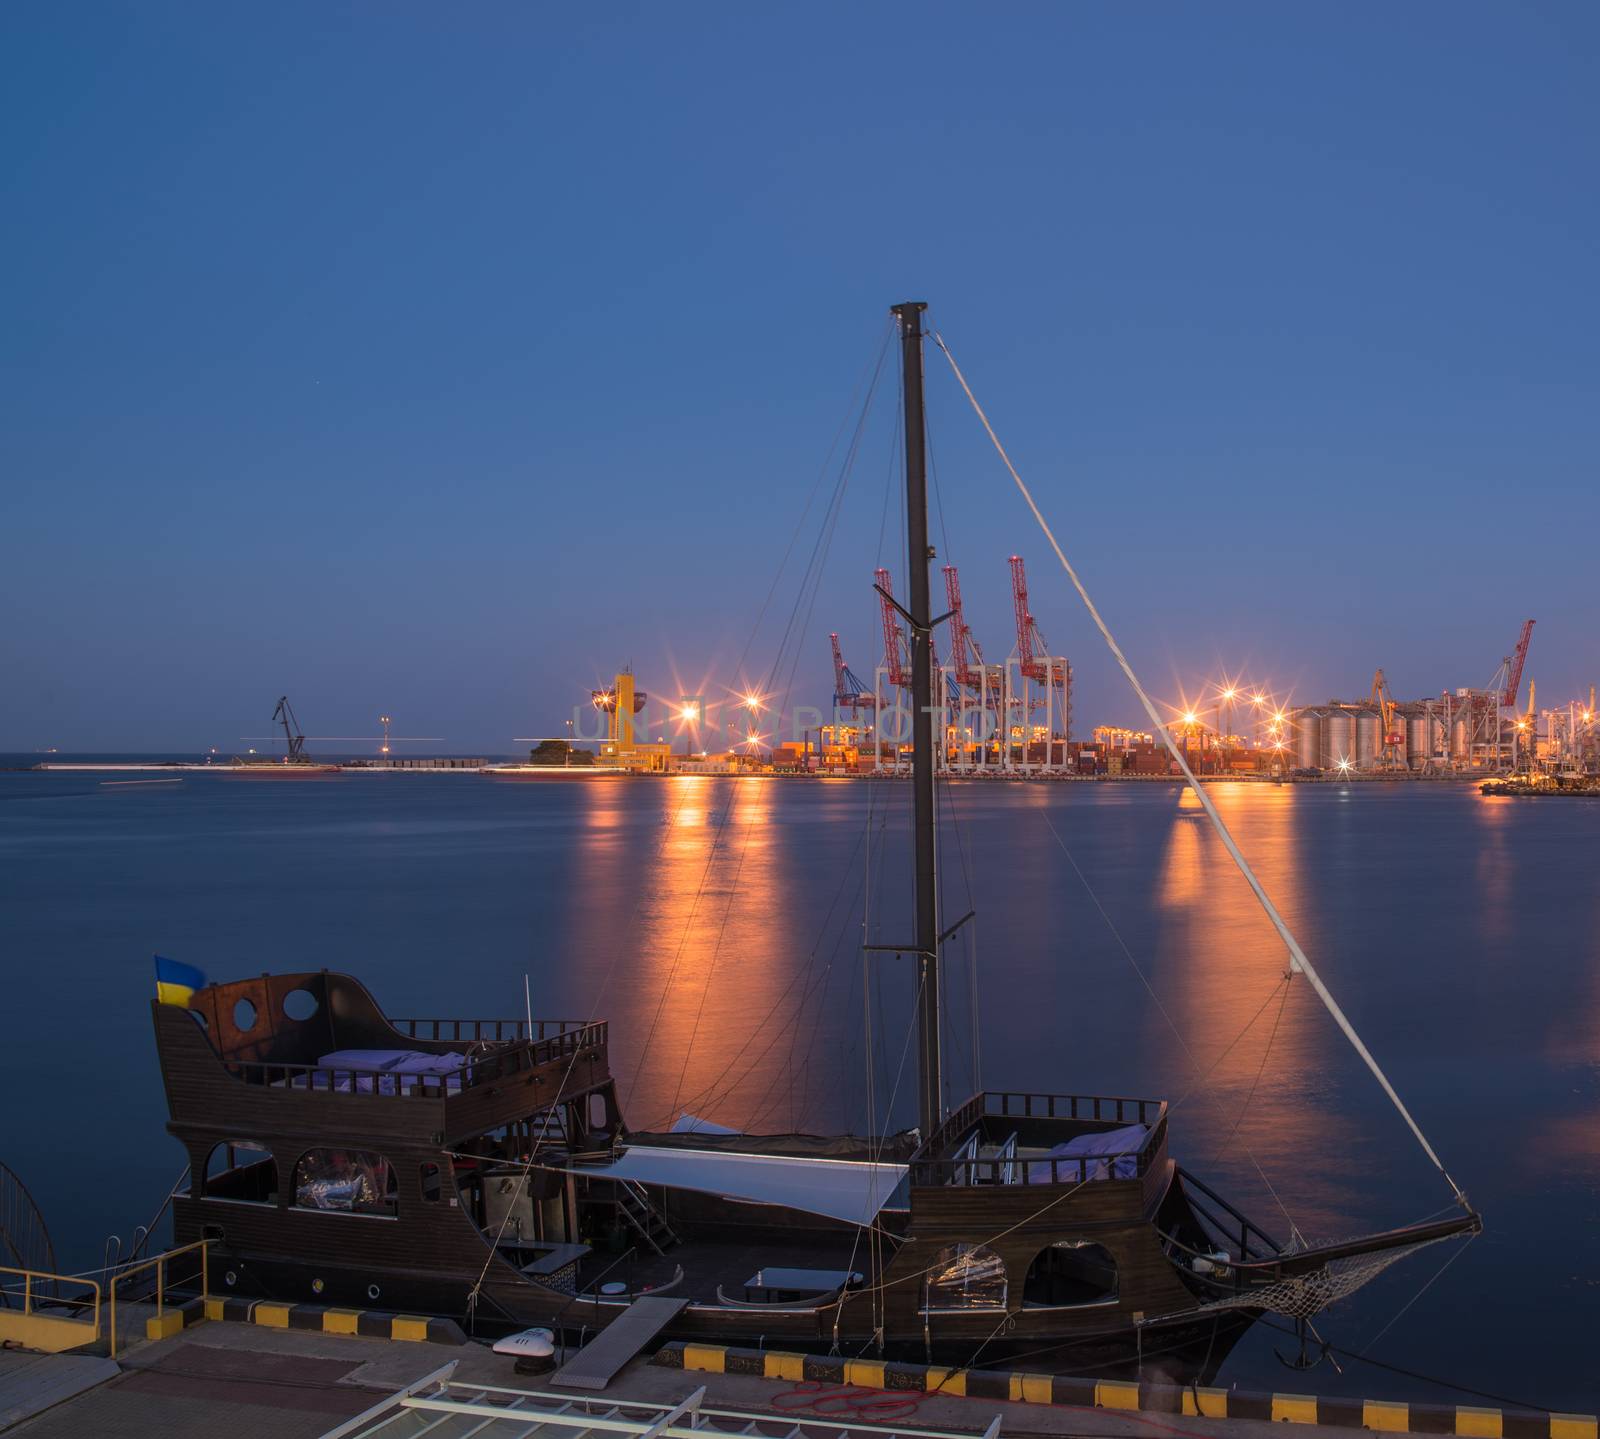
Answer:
[982,1090,1164,1123]
[1175,1165,1283,1258]
[911,1093,1167,1185]
[220,1023,609,1099]
[912,1146,1157,1188]
[108,1237,210,1358]
[392,1017,594,1043]
[0,1263,101,1340]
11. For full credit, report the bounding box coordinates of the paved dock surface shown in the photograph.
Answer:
[0,1322,1537,1439]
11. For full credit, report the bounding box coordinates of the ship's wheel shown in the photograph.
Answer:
[0,1162,57,1302]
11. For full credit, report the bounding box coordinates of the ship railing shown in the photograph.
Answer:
[910,1091,1166,1187]
[222,1022,608,1098]
[982,1090,1164,1125]
[390,1017,593,1044]
[1175,1166,1281,1262]
[912,1142,1158,1188]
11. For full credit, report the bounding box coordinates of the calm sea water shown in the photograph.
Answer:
[1,764,1595,1407]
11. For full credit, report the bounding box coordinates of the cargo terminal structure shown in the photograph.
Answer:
[539,618,1598,782]
[855,555,1078,776]
[1285,621,1599,777]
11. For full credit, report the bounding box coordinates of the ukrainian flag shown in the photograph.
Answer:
[154,955,207,1007]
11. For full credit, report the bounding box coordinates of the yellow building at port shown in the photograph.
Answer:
[593,669,672,772]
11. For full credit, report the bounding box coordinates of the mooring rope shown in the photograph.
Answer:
[932,329,1468,1209]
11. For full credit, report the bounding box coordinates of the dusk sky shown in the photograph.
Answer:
[4,4,1595,753]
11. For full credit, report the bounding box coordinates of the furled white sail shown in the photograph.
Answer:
[577,1145,906,1227]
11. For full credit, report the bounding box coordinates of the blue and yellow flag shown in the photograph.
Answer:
[154,955,207,1007]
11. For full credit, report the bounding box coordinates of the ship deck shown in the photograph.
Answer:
[574,1236,869,1305]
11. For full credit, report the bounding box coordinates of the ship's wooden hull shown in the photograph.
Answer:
[154,971,1469,1383]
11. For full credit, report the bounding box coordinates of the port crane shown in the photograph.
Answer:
[1501,619,1535,710]
[874,567,909,690]
[942,563,1009,765]
[1009,556,1068,687]
[942,565,984,692]
[272,696,307,761]
[828,634,873,714]
[1007,555,1072,766]
[1370,668,1404,769]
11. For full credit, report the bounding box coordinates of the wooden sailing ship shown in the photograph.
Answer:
[152,303,1479,1373]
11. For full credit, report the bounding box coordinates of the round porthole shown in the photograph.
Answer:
[233,998,257,1032]
[311,1278,324,1295]
[367,1283,381,1301]
[283,988,318,1022]
[225,1270,238,1287]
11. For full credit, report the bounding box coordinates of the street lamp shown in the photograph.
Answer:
[676,700,702,759]
[1216,685,1239,747]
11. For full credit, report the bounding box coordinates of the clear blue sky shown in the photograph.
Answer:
[3,4,1595,752]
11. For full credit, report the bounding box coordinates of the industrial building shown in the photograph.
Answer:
[1285,620,1596,776]
[590,668,674,772]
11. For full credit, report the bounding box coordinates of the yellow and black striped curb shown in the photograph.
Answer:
[202,1296,466,1345]
[653,1342,1597,1438]
[144,1295,208,1341]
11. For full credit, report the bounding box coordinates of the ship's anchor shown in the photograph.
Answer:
[1274,1317,1333,1372]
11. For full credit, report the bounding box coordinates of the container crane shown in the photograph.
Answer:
[943,562,1011,766]
[829,634,873,713]
[875,567,909,689]
[942,565,981,691]
[1007,555,1072,766]
[1008,556,1068,686]
[272,696,307,761]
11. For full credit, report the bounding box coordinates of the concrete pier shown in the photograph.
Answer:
[2,1316,1593,1439]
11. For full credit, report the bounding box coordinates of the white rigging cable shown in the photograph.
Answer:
[932,330,1468,1209]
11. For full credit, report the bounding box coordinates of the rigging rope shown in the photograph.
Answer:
[1356,1228,1477,1355]
[932,330,1468,1210]
[1038,807,1303,1236]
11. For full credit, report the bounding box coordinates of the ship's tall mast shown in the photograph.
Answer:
[891,300,942,1138]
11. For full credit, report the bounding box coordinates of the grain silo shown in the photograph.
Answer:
[1322,710,1356,770]
[1293,707,1322,769]
[1354,709,1382,769]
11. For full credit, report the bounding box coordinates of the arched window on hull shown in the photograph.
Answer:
[1023,1241,1118,1307]
[292,1149,397,1216]
[203,1141,277,1205]
[923,1243,1007,1311]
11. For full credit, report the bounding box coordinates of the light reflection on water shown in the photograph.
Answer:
[0,770,1595,1406]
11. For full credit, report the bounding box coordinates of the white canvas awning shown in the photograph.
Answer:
[578,1145,907,1227]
